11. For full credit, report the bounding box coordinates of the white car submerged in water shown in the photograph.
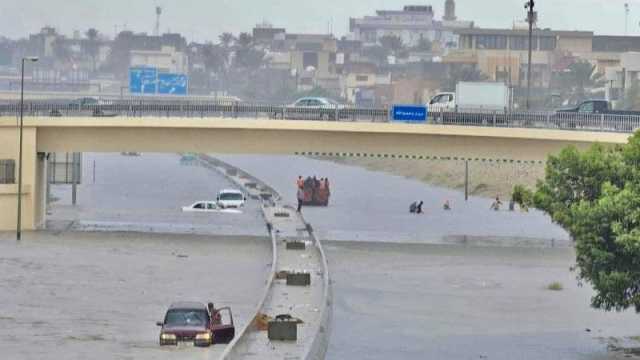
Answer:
[182,201,242,214]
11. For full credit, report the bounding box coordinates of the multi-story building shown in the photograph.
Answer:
[126,32,189,74]
[449,28,593,87]
[130,46,188,74]
[349,2,473,50]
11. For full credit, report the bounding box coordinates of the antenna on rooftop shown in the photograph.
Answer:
[155,5,162,36]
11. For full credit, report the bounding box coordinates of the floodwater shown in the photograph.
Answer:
[216,155,569,244]
[216,155,638,360]
[48,153,267,236]
[0,153,272,359]
[325,242,639,360]
[0,232,270,360]
[6,153,637,359]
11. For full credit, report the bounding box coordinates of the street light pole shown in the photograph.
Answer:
[17,56,38,241]
[525,0,535,110]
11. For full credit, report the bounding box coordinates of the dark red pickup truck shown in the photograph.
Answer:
[157,302,235,347]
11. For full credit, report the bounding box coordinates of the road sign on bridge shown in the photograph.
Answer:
[392,105,427,123]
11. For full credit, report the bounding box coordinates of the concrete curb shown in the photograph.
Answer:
[198,154,332,360]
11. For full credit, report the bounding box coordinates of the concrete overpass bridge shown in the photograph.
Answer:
[0,115,629,231]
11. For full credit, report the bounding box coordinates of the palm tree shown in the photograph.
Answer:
[237,32,253,48]
[85,28,100,73]
[219,32,234,48]
[201,42,227,90]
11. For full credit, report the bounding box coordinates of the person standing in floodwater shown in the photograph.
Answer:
[416,201,424,214]
[297,186,304,212]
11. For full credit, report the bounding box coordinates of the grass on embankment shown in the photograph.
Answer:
[323,157,545,199]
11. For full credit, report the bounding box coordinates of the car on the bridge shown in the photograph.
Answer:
[216,189,246,209]
[49,96,116,117]
[157,302,235,346]
[286,97,347,120]
[554,99,640,131]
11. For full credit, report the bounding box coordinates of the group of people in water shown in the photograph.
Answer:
[410,199,452,214]
[296,176,329,191]
[410,195,523,214]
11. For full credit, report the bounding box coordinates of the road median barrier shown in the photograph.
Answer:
[286,241,306,250]
[286,271,311,286]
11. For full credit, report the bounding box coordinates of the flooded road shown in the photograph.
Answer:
[5,153,636,359]
[216,155,569,244]
[0,153,272,359]
[216,155,637,360]
[49,153,266,236]
[0,232,270,360]
[325,242,639,360]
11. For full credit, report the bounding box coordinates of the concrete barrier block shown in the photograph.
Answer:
[286,241,306,250]
[286,272,311,286]
[268,319,298,341]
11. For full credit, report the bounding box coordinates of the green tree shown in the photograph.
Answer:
[553,61,604,104]
[514,136,640,311]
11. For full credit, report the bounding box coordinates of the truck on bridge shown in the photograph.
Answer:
[428,82,510,114]
[556,99,640,116]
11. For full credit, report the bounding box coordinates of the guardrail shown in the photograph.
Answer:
[1,100,639,133]
[300,219,333,360]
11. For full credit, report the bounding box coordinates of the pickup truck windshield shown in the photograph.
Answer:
[164,309,209,327]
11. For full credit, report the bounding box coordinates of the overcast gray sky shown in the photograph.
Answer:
[1,0,639,41]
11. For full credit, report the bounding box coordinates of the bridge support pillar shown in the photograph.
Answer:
[0,125,42,231]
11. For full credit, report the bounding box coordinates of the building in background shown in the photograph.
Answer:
[450,28,593,88]
[130,45,188,74]
[349,2,473,50]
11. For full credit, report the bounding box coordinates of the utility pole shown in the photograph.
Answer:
[525,0,535,110]
[17,56,38,241]
[625,3,630,36]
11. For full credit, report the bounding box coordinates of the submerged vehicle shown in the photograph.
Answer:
[157,302,235,347]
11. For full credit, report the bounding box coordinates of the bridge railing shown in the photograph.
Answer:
[0,99,390,122]
[431,109,640,133]
[1,100,640,133]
